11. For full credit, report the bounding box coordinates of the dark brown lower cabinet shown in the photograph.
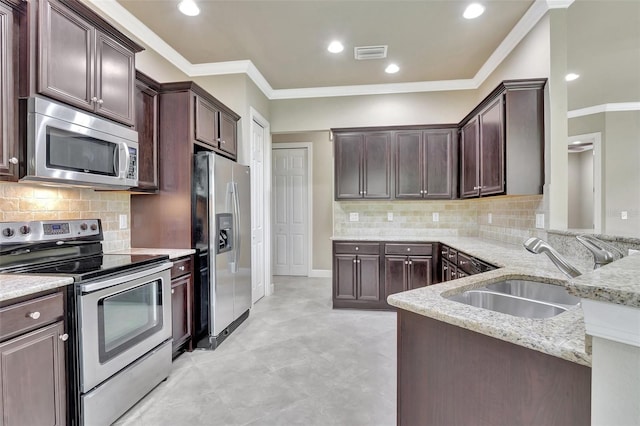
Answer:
[384,256,432,300]
[0,291,67,426]
[333,242,385,309]
[170,256,193,357]
[397,310,591,426]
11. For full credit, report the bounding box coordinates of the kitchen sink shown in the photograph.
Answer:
[484,279,580,307]
[446,289,573,319]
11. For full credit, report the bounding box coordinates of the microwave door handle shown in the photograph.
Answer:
[120,144,131,179]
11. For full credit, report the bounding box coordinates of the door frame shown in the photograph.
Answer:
[568,132,602,233]
[250,107,273,298]
[272,142,313,277]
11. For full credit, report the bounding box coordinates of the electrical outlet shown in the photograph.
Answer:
[535,213,545,229]
[621,211,628,220]
[349,212,359,222]
[432,212,439,222]
[387,212,394,221]
[488,213,492,224]
[119,214,128,230]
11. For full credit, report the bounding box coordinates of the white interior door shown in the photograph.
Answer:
[273,148,308,276]
[250,117,266,303]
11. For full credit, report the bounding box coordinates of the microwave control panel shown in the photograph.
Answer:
[126,147,137,180]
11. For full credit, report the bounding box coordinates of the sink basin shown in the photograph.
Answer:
[484,280,580,307]
[447,290,570,319]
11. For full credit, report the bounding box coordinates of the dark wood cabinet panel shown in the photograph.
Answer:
[334,133,364,199]
[407,256,431,290]
[219,111,237,157]
[384,256,407,297]
[460,118,479,198]
[459,79,545,199]
[332,241,385,309]
[357,255,381,301]
[395,131,423,198]
[171,275,192,354]
[397,311,591,426]
[194,95,218,146]
[363,132,391,198]
[479,97,504,196]
[395,128,456,200]
[133,72,159,191]
[0,1,18,180]
[334,254,357,300]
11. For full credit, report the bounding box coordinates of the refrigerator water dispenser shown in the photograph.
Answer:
[216,213,233,254]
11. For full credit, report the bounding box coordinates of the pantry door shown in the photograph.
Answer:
[272,145,309,276]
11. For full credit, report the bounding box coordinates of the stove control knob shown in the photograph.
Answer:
[90,223,98,231]
[19,225,31,235]
[80,223,88,231]
[2,227,15,238]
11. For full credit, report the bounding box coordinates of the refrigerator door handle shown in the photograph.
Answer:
[232,181,241,273]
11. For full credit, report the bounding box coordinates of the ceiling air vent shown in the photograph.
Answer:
[354,45,388,60]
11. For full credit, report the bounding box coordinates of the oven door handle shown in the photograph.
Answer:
[80,262,173,293]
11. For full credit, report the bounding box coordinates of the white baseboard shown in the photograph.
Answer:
[309,269,332,278]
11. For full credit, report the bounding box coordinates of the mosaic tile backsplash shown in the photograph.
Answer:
[0,182,131,252]
[334,195,547,246]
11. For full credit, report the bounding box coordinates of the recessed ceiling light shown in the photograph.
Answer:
[385,64,400,74]
[463,3,485,19]
[178,0,200,16]
[565,73,580,81]
[327,41,344,54]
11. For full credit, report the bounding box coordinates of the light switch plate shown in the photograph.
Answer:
[119,214,128,230]
[621,211,628,220]
[535,213,545,229]
[349,212,359,222]
[387,212,394,221]
[432,212,439,222]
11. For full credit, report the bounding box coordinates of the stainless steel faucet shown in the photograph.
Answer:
[576,234,625,269]
[523,237,582,278]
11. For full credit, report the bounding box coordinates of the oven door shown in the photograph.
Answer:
[78,262,172,392]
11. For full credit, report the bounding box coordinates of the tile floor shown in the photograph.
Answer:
[115,276,397,426]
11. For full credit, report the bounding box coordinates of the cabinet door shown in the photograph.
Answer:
[39,0,94,110]
[479,97,505,196]
[95,31,135,125]
[0,2,17,180]
[395,131,423,198]
[334,133,363,199]
[408,256,432,290]
[362,132,391,198]
[218,111,237,158]
[133,79,159,191]
[357,255,380,301]
[0,321,66,426]
[334,254,357,299]
[460,118,480,198]
[194,95,218,146]
[440,260,450,283]
[424,130,454,199]
[171,275,192,353]
[385,256,407,297]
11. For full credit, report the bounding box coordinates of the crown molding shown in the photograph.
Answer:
[568,102,640,118]
[85,0,571,100]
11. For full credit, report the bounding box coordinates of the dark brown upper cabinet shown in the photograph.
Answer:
[0,1,18,181]
[334,130,391,200]
[459,79,546,198]
[395,127,457,199]
[132,71,160,192]
[193,90,239,160]
[22,0,142,126]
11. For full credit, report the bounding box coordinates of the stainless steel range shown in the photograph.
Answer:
[0,219,173,426]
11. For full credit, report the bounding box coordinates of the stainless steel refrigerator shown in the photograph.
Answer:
[193,152,251,349]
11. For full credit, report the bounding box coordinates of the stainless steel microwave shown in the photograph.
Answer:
[21,96,139,189]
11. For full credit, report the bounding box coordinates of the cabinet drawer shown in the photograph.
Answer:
[457,252,473,274]
[0,292,64,341]
[171,256,193,279]
[385,244,432,256]
[334,242,379,255]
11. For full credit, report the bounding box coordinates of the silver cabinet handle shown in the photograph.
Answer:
[473,186,480,190]
[355,247,359,251]
[357,259,360,264]
[97,99,104,104]
[407,248,411,252]
[353,259,357,264]
[409,261,412,265]
[59,334,69,342]
[221,140,226,144]
[28,311,41,320]
[405,261,408,265]
[443,266,448,271]
[9,157,18,165]
[91,97,98,102]
[178,266,185,271]
[171,289,175,294]
[459,261,468,265]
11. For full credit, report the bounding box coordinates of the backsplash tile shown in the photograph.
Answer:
[334,195,546,246]
[0,182,131,252]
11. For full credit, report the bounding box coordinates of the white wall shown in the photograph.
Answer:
[568,149,594,229]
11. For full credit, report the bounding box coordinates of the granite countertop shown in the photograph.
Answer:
[0,275,74,303]
[335,235,593,366]
[109,248,196,260]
